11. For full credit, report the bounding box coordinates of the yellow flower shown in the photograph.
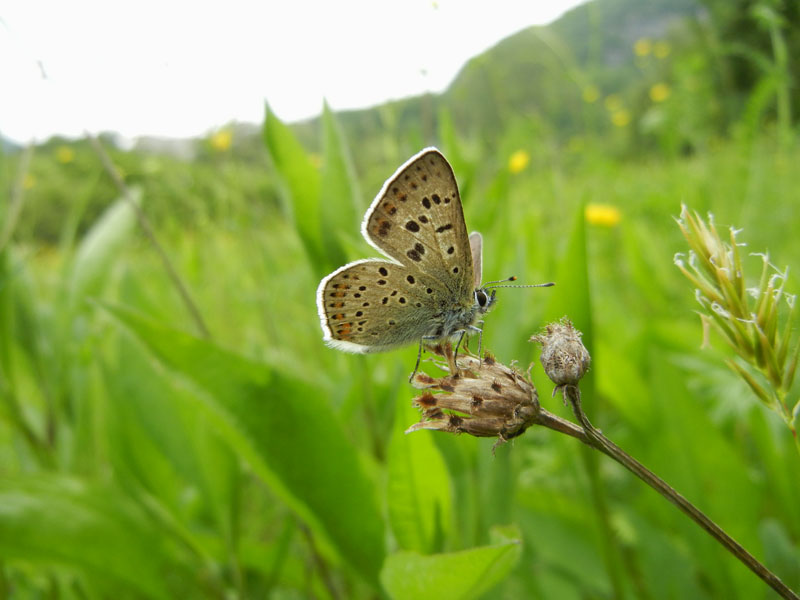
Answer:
[56,145,75,164]
[604,94,622,112]
[654,41,671,58]
[210,129,233,152]
[649,83,671,103]
[585,203,621,227]
[23,174,35,189]
[582,85,600,103]
[508,150,530,174]
[634,38,652,57]
[611,109,631,127]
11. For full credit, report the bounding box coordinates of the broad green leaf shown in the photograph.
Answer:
[68,188,141,306]
[386,396,452,553]
[262,104,324,271]
[0,475,200,599]
[380,536,522,600]
[103,333,239,551]
[320,101,361,272]
[104,304,385,586]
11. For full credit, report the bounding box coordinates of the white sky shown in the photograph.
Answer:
[1,0,584,144]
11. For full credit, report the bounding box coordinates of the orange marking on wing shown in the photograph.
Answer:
[337,322,354,339]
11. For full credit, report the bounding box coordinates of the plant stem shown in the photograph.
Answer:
[0,145,58,467]
[300,522,341,600]
[86,134,211,339]
[535,385,800,600]
[409,346,797,597]
[0,144,34,253]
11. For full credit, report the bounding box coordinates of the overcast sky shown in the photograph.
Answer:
[1,0,585,143]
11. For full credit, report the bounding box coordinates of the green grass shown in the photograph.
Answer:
[1,114,799,599]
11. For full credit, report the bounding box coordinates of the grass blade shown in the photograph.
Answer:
[380,534,521,600]
[103,303,385,586]
[0,475,201,599]
[386,396,452,553]
[263,104,325,273]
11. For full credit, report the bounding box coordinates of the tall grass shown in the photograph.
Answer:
[0,108,798,598]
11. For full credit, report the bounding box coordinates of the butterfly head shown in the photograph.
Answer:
[476,277,555,317]
[474,287,497,314]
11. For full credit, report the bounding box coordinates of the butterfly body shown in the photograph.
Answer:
[317,148,495,355]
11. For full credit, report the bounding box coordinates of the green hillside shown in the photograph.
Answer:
[302,0,702,154]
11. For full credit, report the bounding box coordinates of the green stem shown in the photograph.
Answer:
[86,134,211,339]
[0,144,34,252]
[767,18,791,146]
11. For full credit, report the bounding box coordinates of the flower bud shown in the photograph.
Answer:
[531,319,591,389]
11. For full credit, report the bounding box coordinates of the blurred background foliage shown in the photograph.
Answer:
[1,0,799,597]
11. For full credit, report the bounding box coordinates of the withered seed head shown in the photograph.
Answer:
[530,318,591,389]
[406,354,540,450]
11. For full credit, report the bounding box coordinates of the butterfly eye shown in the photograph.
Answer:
[475,290,489,307]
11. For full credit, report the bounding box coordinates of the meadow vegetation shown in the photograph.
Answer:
[1,0,798,597]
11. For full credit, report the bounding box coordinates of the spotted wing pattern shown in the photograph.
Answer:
[317,259,452,353]
[361,149,473,302]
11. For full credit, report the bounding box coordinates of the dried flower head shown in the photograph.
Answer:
[406,351,540,450]
[530,318,591,396]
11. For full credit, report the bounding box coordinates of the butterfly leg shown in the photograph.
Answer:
[448,330,467,375]
[408,338,426,382]
[467,325,484,366]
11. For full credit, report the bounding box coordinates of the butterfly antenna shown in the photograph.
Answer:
[484,276,555,289]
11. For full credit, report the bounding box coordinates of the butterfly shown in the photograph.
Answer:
[316,147,544,375]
